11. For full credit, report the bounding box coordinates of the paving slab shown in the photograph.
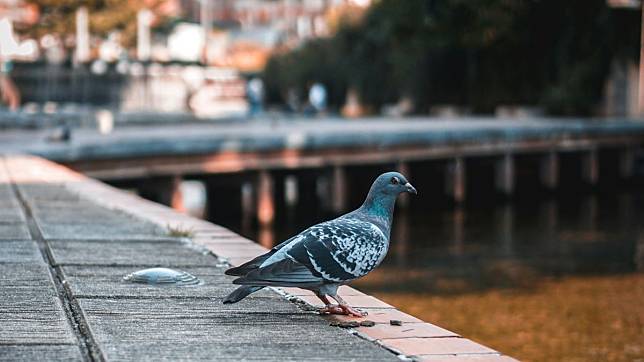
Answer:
[0,262,56,297]
[0,222,31,240]
[39,222,164,240]
[15,184,82,202]
[0,240,43,263]
[0,206,26,223]
[78,298,397,362]
[0,345,83,362]
[60,265,279,299]
[49,239,218,266]
[0,263,76,345]
[30,205,135,224]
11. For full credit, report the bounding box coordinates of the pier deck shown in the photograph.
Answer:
[0,155,516,361]
[0,117,643,180]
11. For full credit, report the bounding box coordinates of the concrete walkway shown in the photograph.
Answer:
[0,155,516,361]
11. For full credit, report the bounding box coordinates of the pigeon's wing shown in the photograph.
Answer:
[232,217,388,286]
[233,257,323,287]
[288,217,389,282]
[225,234,301,276]
[232,228,325,286]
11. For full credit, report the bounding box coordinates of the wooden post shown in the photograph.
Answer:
[332,165,347,214]
[582,149,599,185]
[540,151,559,190]
[445,158,466,203]
[256,170,274,226]
[495,154,515,196]
[620,148,635,179]
[397,161,410,208]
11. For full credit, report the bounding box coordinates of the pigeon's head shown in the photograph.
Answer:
[371,171,417,197]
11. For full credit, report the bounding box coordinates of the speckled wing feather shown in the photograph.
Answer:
[295,217,389,282]
[232,217,389,286]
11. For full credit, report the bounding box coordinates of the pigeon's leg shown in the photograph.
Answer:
[330,294,368,317]
[316,293,344,315]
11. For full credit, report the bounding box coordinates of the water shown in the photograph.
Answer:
[212,187,644,361]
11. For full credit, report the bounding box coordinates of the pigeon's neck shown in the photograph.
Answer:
[358,191,397,236]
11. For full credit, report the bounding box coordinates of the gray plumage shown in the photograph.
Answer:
[223,171,416,309]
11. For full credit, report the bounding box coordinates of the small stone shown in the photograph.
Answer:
[329,321,340,327]
[389,319,403,326]
[359,320,375,327]
[339,321,360,328]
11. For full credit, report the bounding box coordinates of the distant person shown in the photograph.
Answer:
[286,87,300,113]
[308,82,327,116]
[247,77,264,117]
[0,61,20,111]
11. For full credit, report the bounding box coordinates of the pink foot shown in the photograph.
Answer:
[319,305,344,315]
[340,304,368,317]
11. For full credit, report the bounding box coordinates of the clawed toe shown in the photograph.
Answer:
[319,305,344,315]
[340,305,367,317]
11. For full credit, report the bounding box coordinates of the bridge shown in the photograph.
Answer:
[2,116,643,226]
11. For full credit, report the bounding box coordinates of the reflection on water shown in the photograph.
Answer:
[214,189,644,361]
[229,191,643,293]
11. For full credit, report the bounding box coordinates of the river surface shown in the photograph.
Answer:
[209,186,644,361]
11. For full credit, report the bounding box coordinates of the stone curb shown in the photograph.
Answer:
[12,155,518,362]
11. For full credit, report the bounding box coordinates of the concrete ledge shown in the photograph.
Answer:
[5,155,518,361]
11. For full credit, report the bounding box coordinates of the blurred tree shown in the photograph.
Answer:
[264,0,641,116]
[23,0,168,48]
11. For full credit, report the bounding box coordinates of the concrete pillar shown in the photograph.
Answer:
[495,154,515,196]
[451,207,465,256]
[258,226,275,249]
[539,200,558,250]
[284,175,299,208]
[240,182,254,234]
[139,175,184,212]
[169,175,185,212]
[581,195,598,232]
[445,158,466,203]
[256,170,275,226]
[393,210,410,266]
[636,232,644,272]
[497,204,514,256]
[540,151,559,190]
[397,161,410,208]
[316,174,331,211]
[331,165,347,214]
[582,149,599,185]
[620,148,635,179]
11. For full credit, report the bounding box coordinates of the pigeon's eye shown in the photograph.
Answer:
[390,177,399,185]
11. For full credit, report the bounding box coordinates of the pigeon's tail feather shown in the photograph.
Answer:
[225,254,272,276]
[222,285,264,304]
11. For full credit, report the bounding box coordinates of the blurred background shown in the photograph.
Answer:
[1,1,644,361]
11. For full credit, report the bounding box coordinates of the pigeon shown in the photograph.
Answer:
[223,171,417,317]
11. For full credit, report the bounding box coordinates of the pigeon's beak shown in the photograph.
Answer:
[404,182,417,195]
